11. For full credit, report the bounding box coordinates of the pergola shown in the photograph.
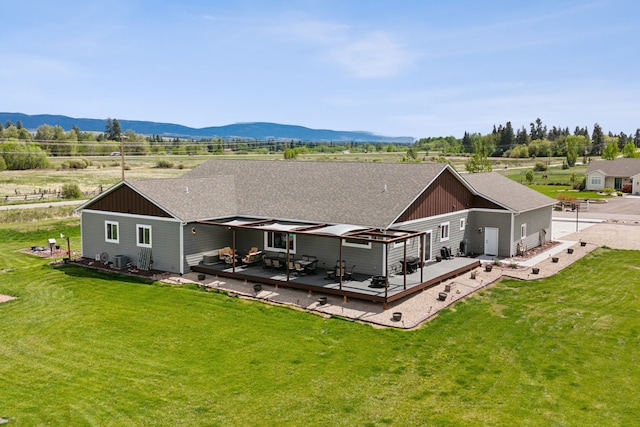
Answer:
[197,216,428,295]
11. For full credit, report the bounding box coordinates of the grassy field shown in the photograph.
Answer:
[0,153,553,198]
[1,218,639,425]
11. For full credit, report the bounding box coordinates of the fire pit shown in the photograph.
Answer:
[369,276,387,288]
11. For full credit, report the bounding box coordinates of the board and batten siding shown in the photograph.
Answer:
[81,210,182,273]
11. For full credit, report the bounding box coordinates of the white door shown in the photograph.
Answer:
[484,227,499,256]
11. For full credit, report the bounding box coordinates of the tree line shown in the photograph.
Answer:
[1,117,638,171]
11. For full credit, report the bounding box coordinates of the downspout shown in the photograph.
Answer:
[403,237,407,290]
[510,213,515,257]
[179,222,185,275]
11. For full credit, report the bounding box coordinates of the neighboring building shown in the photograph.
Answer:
[76,160,555,306]
[585,158,640,194]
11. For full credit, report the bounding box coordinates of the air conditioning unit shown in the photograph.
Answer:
[113,255,128,269]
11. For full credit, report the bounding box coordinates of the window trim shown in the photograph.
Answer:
[440,222,450,242]
[459,218,466,231]
[520,223,527,240]
[264,231,296,254]
[136,224,152,248]
[342,238,371,249]
[105,220,119,243]
[590,176,602,186]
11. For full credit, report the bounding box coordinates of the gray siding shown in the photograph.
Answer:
[513,207,552,254]
[81,211,182,273]
[183,223,232,272]
[392,211,470,263]
[467,210,512,257]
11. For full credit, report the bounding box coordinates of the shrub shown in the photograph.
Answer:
[67,158,90,169]
[602,187,616,195]
[61,183,82,199]
[533,161,547,171]
[622,184,632,193]
[0,156,6,172]
[156,159,174,169]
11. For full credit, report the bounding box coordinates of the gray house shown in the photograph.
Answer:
[585,158,640,194]
[77,160,555,306]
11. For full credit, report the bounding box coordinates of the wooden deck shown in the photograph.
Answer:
[191,257,480,307]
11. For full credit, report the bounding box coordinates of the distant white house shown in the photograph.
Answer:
[585,158,640,194]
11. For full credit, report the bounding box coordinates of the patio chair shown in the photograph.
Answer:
[294,261,305,276]
[272,258,283,270]
[305,259,318,275]
[263,255,272,269]
[344,264,356,281]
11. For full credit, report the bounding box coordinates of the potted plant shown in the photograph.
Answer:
[552,257,559,263]
[532,267,540,274]
[318,296,327,305]
[485,264,493,272]
[392,312,402,321]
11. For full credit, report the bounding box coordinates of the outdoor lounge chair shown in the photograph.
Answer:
[242,250,263,266]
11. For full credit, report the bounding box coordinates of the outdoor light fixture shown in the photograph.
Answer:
[191,228,197,235]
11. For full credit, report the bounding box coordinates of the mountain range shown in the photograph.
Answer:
[0,112,414,143]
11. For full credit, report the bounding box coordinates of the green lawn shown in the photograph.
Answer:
[1,220,639,426]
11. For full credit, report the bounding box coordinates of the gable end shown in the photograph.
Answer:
[83,184,173,218]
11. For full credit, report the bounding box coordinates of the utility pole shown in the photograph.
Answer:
[120,135,126,181]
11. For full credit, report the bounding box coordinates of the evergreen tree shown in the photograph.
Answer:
[591,123,604,155]
[635,129,640,147]
[462,131,473,153]
[515,126,529,146]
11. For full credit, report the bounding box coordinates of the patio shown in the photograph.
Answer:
[191,256,480,308]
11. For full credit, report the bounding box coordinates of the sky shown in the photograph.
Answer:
[2,0,639,139]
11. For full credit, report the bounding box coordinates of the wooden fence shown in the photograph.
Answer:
[1,188,102,205]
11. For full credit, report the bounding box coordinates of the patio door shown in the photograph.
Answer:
[423,231,432,261]
[484,227,499,256]
[614,177,622,190]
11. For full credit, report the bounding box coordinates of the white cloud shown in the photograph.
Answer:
[276,17,416,79]
[326,31,415,79]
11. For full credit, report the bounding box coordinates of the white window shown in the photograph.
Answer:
[590,176,602,186]
[265,231,296,253]
[521,223,527,240]
[105,221,119,243]
[459,218,466,231]
[440,222,450,242]
[136,224,152,248]
[342,238,371,249]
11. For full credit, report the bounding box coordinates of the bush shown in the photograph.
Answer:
[61,183,82,199]
[622,184,632,193]
[533,161,548,171]
[65,158,90,169]
[156,159,174,168]
[0,156,6,171]
[602,187,616,195]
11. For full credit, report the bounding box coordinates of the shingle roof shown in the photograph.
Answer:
[462,172,556,212]
[182,160,450,228]
[126,177,237,222]
[586,158,640,177]
[85,160,555,227]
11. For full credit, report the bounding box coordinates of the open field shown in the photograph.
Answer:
[0,153,565,199]
[1,218,639,425]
